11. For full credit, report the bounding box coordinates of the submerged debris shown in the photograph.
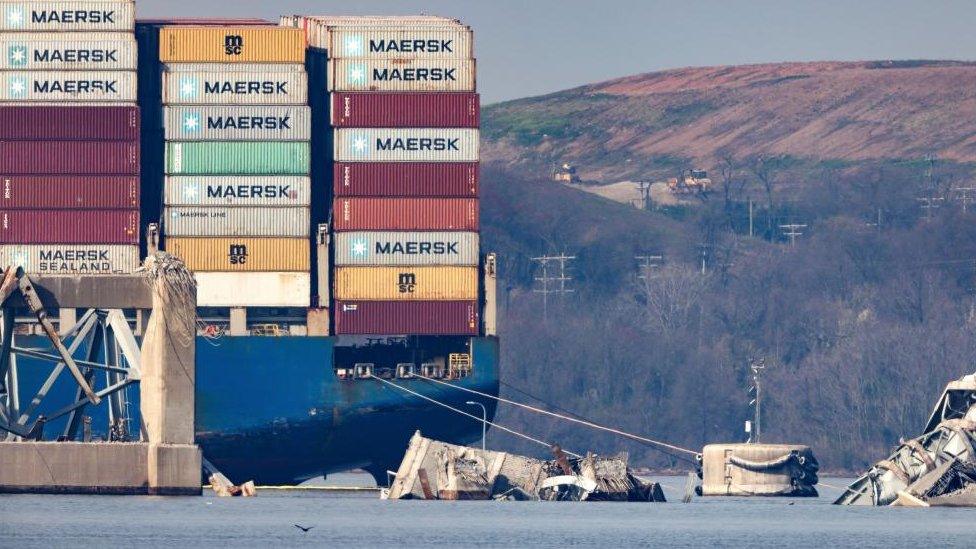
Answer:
[386,431,666,502]
[835,372,976,507]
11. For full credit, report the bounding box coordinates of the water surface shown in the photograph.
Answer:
[0,477,970,548]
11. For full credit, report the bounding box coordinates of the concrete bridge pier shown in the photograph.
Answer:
[0,255,202,495]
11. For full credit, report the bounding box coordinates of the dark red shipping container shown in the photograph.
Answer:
[330,92,480,128]
[333,198,479,231]
[334,300,480,335]
[0,106,140,141]
[1,176,139,209]
[333,162,479,197]
[0,210,139,244]
[0,142,140,175]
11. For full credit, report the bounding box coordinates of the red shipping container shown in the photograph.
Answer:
[330,92,480,128]
[0,142,140,175]
[333,162,478,197]
[0,176,139,209]
[334,300,480,335]
[0,106,140,141]
[0,210,139,244]
[333,198,479,231]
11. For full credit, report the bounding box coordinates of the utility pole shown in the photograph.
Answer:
[696,244,712,275]
[918,155,944,220]
[779,223,807,247]
[748,198,754,238]
[532,254,576,321]
[749,357,766,444]
[635,181,653,211]
[635,254,664,280]
[865,208,883,232]
[952,186,976,214]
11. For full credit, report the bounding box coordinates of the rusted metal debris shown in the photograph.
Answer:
[835,371,976,507]
[386,431,666,502]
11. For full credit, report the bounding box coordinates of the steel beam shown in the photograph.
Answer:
[18,274,99,405]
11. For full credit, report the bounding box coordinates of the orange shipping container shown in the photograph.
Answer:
[160,27,306,63]
[334,266,478,300]
[166,237,309,272]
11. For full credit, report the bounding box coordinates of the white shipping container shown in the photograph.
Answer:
[165,176,311,207]
[195,272,310,307]
[0,244,138,274]
[163,70,308,106]
[334,128,479,162]
[0,33,137,70]
[0,71,136,102]
[329,28,473,59]
[329,59,475,92]
[164,206,310,237]
[334,231,479,266]
[0,1,135,32]
[164,106,311,141]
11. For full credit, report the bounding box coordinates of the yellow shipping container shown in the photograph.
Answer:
[335,267,478,300]
[160,27,306,63]
[167,238,309,272]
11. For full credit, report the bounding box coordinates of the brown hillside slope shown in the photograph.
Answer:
[483,60,976,182]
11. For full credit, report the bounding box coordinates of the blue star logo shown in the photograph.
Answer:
[351,239,369,257]
[183,182,199,202]
[351,135,368,155]
[345,35,364,56]
[11,250,28,266]
[182,112,201,132]
[8,44,27,67]
[347,63,366,84]
[5,6,25,28]
[8,75,27,97]
[178,77,198,99]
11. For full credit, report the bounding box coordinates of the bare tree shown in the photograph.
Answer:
[636,265,711,333]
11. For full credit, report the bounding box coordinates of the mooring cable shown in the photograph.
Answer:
[417,374,700,462]
[366,374,581,458]
[499,379,696,464]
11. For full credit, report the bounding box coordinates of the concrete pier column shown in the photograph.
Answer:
[140,253,201,495]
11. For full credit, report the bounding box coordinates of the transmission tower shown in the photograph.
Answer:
[635,254,664,280]
[779,223,807,247]
[952,186,976,214]
[532,254,576,320]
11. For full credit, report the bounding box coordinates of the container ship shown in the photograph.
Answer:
[1,6,497,485]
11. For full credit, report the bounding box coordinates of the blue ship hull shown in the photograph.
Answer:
[14,334,500,485]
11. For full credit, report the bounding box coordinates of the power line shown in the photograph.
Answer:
[532,253,575,320]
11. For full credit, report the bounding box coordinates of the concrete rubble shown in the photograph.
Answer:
[386,431,666,502]
[835,371,976,507]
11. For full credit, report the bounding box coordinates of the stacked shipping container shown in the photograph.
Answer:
[159,26,312,307]
[285,16,480,335]
[0,0,140,274]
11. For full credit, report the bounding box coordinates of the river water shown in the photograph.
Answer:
[0,476,970,548]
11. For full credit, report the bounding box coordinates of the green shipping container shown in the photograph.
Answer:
[165,142,311,175]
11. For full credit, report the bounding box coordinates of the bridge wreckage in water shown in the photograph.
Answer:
[835,371,976,507]
[386,431,666,502]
